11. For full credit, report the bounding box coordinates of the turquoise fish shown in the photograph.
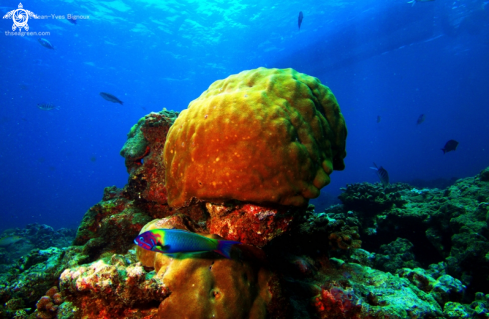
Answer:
[134,229,241,259]
[0,235,23,247]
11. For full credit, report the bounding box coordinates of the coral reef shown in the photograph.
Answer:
[0,245,84,318]
[335,167,489,299]
[338,182,409,213]
[0,224,76,265]
[33,286,64,318]
[5,67,489,318]
[55,215,289,318]
[73,187,152,260]
[58,254,165,318]
[205,202,300,247]
[374,237,420,272]
[120,109,178,207]
[398,268,465,307]
[164,67,347,208]
[290,257,445,318]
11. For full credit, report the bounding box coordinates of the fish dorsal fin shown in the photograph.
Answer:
[160,228,193,234]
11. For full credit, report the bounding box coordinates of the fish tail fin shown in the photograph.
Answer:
[215,240,241,259]
[441,148,446,154]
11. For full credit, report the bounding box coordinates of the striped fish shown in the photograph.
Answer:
[370,162,389,187]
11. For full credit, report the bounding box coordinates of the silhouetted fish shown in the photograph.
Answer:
[370,162,389,187]
[100,92,123,104]
[37,103,59,111]
[377,115,381,123]
[38,38,55,50]
[416,114,425,125]
[442,140,458,154]
[68,16,77,25]
[298,11,304,30]
[0,235,23,247]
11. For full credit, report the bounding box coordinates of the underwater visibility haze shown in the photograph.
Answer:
[1,0,487,231]
[2,0,489,317]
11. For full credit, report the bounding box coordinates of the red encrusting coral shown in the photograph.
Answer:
[206,202,301,247]
[313,285,363,319]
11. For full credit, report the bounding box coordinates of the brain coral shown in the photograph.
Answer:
[164,67,347,207]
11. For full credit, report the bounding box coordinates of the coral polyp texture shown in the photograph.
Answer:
[164,67,347,208]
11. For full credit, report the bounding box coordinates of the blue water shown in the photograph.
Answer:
[1,0,488,232]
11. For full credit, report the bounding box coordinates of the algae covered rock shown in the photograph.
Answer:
[59,252,166,318]
[120,110,179,206]
[0,246,84,310]
[374,237,420,272]
[74,187,152,261]
[338,182,409,213]
[309,259,444,318]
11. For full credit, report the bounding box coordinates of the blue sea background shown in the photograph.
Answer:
[0,0,488,232]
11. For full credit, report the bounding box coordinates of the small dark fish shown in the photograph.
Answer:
[100,92,123,105]
[370,162,389,187]
[416,114,426,125]
[37,103,59,111]
[377,116,381,123]
[408,0,435,6]
[67,17,77,25]
[38,38,55,50]
[298,11,303,30]
[442,140,458,154]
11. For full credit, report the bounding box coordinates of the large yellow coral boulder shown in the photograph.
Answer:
[164,67,347,207]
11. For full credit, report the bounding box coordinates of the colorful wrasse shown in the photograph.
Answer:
[134,229,241,259]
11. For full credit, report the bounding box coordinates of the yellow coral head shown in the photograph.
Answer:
[163,67,347,207]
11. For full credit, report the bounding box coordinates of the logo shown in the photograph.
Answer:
[3,3,39,31]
